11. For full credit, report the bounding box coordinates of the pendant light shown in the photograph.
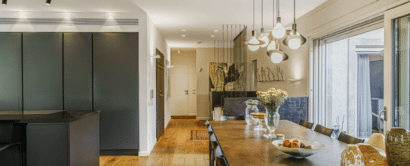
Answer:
[46,0,52,5]
[271,0,286,39]
[267,38,288,63]
[2,0,7,5]
[267,0,288,64]
[245,0,265,51]
[258,0,270,47]
[283,0,306,50]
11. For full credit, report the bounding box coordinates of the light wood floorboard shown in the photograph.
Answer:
[100,119,209,166]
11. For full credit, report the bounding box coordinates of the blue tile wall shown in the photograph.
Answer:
[223,97,308,124]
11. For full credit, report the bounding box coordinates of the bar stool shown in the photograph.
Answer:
[0,122,23,166]
[207,125,214,166]
[215,145,229,166]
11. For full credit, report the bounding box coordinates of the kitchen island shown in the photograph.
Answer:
[0,110,100,166]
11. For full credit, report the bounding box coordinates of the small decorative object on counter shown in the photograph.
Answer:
[244,99,259,125]
[277,134,285,140]
[386,128,410,166]
[367,133,385,152]
[256,88,288,139]
[341,143,387,166]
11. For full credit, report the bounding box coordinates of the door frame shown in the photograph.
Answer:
[384,1,410,133]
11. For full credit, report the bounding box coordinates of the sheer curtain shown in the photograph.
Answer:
[309,39,327,126]
[357,54,372,137]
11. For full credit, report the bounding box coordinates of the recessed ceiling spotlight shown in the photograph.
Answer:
[211,35,215,38]
[182,29,186,32]
[2,0,7,5]
[214,30,218,32]
[182,35,186,37]
[46,0,52,6]
[197,41,202,44]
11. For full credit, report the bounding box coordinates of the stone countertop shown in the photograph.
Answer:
[0,110,100,123]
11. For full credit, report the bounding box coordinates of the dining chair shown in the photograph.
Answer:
[338,132,364,144]
[215,145,228,166]
[207,126,214,166]
[0,122,23,166]
[299,119,314,129]
[314,124,333,137]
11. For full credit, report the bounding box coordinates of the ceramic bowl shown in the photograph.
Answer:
[272,139,325,159]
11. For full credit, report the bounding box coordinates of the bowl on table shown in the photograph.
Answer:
[272,139,325,159]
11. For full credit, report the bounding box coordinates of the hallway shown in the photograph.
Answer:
[100,119,209,166]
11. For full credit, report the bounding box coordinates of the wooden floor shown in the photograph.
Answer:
[100,119,209,166]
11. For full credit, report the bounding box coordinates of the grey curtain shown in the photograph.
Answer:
[357,54,372,137]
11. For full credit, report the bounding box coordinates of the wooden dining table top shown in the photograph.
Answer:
[209,120,347,166]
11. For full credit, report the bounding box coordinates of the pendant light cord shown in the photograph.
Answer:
[253,0,255,30]
[261,0,263,29]
[277,0,280,18]
[294,0,296,23]
[272,0,275,26]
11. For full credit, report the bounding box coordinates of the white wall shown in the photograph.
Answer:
[0,9,170,156]
[143,16,171,156]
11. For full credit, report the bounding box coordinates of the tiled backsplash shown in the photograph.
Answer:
[223,97,308,124]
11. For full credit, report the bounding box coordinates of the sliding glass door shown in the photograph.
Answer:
[385,3,410,132]
[310,26,385,139]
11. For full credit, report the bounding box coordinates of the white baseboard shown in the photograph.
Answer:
[138,150,150,156]
[189,113,197,116]
[196,116,211,120]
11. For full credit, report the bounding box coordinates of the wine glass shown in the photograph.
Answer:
[251,113,267,131]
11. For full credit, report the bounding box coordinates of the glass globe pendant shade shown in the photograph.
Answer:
[247,36,260,51]
[259,35,270,47]
[272,23,286,39]
[271,52,283,63]
[288,36,302,49]
[245,30,265,51]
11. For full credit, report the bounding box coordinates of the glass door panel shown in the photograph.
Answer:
[393,14,410,130]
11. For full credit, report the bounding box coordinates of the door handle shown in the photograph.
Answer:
[185,90,188,95]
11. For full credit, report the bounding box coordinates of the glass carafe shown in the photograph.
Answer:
[245,103,259,125]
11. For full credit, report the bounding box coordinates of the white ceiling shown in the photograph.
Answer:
[0,0,327,48]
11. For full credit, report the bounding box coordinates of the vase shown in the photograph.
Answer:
[245,104,259,125]
[385,128,410,166]
[263,106,280,139]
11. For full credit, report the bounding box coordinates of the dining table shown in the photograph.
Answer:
[209,120,347,166]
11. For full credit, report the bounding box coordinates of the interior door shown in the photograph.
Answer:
[156,49,165,139]
[170,64,189,116]
[384,2,410,132]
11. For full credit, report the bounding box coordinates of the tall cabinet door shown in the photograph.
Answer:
[0,33,22,111]
[23,33,63,110]
[93,33,139,150]
[64,33,93,110]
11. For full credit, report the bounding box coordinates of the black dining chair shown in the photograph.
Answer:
[314,124,333,137]
[207,125,214,166]
[337,132,364,144]
[215,145,229,166]
[299,119,314,129]
[210,133,219,166]
[0,122,23,166]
